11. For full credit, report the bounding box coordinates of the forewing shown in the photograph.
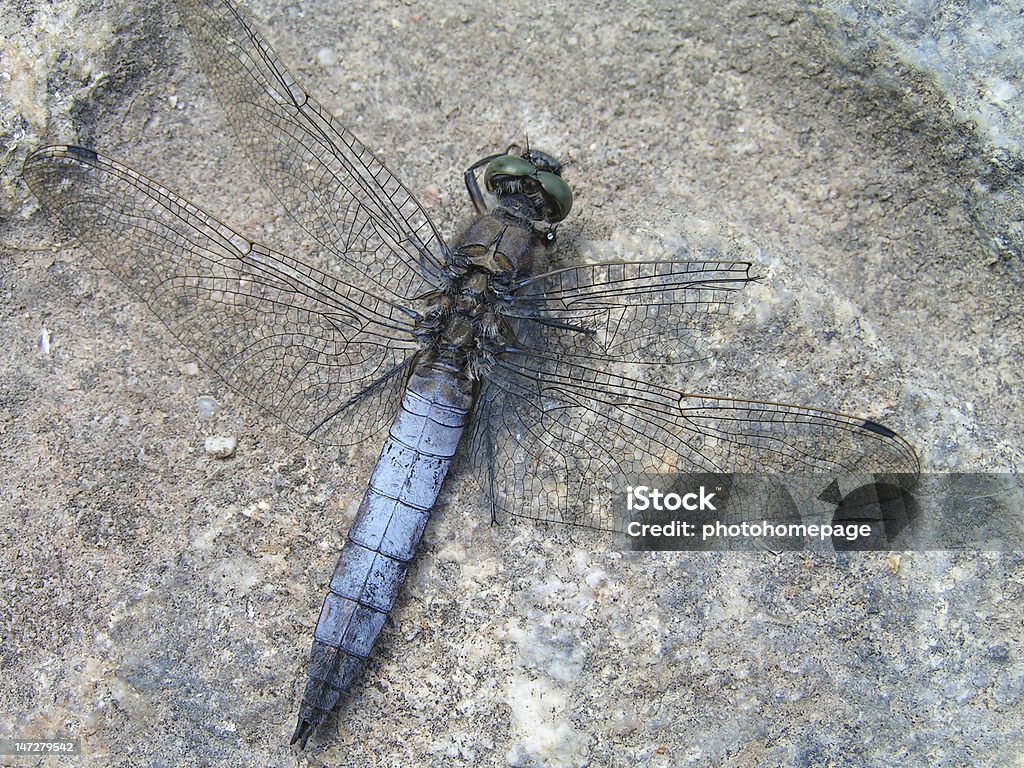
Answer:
[173,0,449,301]
[473,354,919,529]
[510,260,753,363]
[24,145,419,446]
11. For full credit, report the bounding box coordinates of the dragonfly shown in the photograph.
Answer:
[23,0,919,749]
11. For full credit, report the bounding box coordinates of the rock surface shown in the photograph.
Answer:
[1,1,1021,766]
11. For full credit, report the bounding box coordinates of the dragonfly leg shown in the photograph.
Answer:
[463,152,506,214]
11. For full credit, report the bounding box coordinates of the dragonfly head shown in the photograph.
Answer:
[483,148,573,226]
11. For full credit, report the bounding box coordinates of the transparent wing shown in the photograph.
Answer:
[509,260,753,363]
[472,352,919,531]
[24,145,420,446]
[173,0,449,301]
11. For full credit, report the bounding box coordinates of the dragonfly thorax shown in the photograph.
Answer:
[416,283,514,379]
[414,229,531,378]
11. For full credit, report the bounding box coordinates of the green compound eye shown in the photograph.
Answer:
[484,154,537,190]
[537,170,573,221]
[483,153,573,222]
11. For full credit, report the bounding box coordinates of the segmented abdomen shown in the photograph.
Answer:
[293,361,474,741]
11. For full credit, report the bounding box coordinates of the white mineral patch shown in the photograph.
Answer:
[203,434,236,458]
[316,47,337,67]
[208,555,263,597]
[196,395,218,420]
[436,540,467,563]
[505,676,587,768]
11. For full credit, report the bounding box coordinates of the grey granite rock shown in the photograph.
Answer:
[809,0,1024,261]
[1,1,1021,766]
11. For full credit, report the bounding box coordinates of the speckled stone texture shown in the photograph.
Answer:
[1,1,1021,766]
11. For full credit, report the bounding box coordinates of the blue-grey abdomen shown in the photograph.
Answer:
[293,361,474,738]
